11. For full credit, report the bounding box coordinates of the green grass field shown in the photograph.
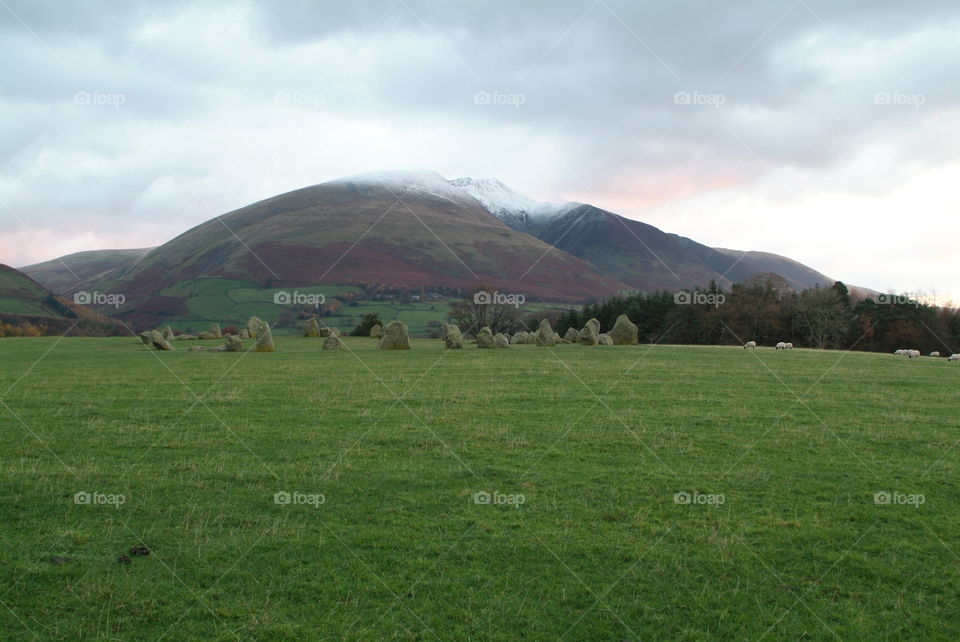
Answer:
[1,337,959,639]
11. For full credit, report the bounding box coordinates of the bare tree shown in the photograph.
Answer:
[448,285,523,337]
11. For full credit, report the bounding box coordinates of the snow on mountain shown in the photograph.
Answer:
[448,177,573,230]
[326,170,476,206]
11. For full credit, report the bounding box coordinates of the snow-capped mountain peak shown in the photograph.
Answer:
[449,176,574,230]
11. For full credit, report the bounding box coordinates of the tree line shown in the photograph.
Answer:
[552,274,959,354]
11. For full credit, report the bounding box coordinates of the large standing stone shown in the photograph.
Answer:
[511,331,531,344]
[210,323,222,338]
[439,323,450,340]
[494,332,510,348]
[563,327,579,343]
[598,333,614,346]
[320,326,339,338]
[255,321,275,352]
[224,335,244,352]
[609,314,638,345]
[476,327,495,348]
[369,324,382,338]
[146,330,174,351]
[323,335,344,350]
[159,326,174,342]
[239,328,250,339]
[247,317,263,338]
[535,319,556,346]
[377,321,410,350]
[579,318,601,346]
[303,318,321,337]
[444,325,464,349]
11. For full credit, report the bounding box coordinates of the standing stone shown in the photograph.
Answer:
[563,327,579,343]
[224,335,243,352]
[444,325,464,349]
[439,323,450,340]
[377,321,410,350]
[476,327,495,348]
[210,323,222,338]
[198,331,217,340]
[535,319,556,346]
[323,335,344,350]
[139,332,153,346]
[320,326,340,338]
[239,328,250,339]
[147,330,174,351]
[247,317,263,338]
[369,324,382,338]
[609,314,638,345]
[303,318,321,337]
[159,326,174,342]
[494,333,510,348]
[579,318,601,346]
[255,321,275,352]
[598,333,614,346]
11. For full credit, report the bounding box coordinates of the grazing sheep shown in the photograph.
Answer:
[775,342,787,350]
[930,351,941,358]
[907,350,921,358]
[744,341,757,349]
[894,349,906,356]
[785,343,794,350]
[949,354,960,362]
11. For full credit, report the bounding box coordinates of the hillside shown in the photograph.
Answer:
[22,248,153,295]
[0,264,125,336]
[80,171,627,326]
[455,179,836,292]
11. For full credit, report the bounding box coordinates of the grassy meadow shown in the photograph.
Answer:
[1,336,959,639]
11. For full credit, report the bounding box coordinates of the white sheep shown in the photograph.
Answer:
[744,341,757,349]
[930,351,941,358]
[949,354,960,362]
[908,350,921,358]
[785,343,794,350]
[775,342,786,350]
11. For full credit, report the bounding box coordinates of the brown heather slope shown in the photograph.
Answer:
[97,171,628,308]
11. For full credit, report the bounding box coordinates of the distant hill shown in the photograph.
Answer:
[0,264,125,336]
[22,248,153,295]
[456,176,836,291]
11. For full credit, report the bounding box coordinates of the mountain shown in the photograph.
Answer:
[21,248,154,295]
[711,248,833,290]
[0,264,124,335]
[20,170,846,329]
[459,181,835,291]
[68,171,627,324]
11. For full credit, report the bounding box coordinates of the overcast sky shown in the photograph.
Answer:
[1,0,957,301]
